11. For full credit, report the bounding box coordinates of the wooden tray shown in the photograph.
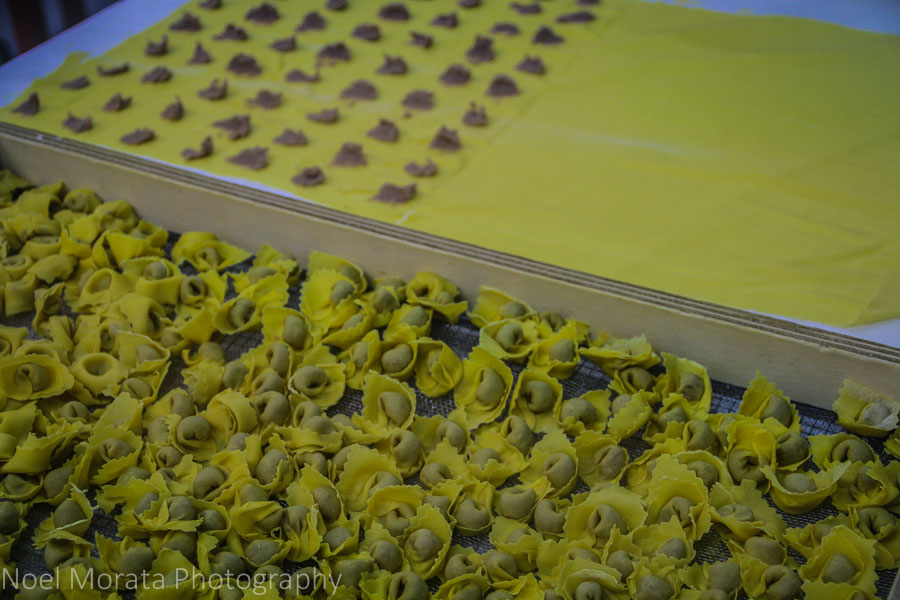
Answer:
[3,120,900,598]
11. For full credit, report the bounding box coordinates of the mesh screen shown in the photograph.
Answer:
[3,232,898,599]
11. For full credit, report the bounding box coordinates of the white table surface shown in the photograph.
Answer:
[1,0,898,348]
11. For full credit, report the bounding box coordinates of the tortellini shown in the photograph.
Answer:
[739,373,800,431]
[172,231,251,272]
[509,369,563,432]
[580,333,659,374]
[834,379,900,438]
[357,372,417,435]
[0,169,897,600]
[798,525,877,595]
[452,347,513,428]
[0,354,73,399]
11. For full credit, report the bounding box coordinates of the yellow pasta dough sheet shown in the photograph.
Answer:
[2,0,899,326]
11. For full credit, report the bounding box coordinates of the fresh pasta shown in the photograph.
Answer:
[0,168,897,600]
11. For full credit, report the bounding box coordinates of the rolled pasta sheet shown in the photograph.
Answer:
[230,497,287,541]
[29,253,77,285]
[0,402,37,458]
[319,514,362,558]
[642,394,706,446]
[114,331,169,373]
[179,357,224,408]
[610,364,658,396]
[672,449,733,492]
[421,441,472,495]
[35,487,94,541]
[435,573,490,600]
[0,473,42,502]
[365,278,406,329]
[280,499,325,563]
[2,422,82,477]
[850,506,900,569]
[0,500,26,562]
[1,253,34,281]
[365,484,423,539]
[31,283,66,336]
[377,330,419,384]
[21,236,62,269]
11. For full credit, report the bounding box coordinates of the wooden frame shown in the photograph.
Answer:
[1,121,899,410]
[3,121,900,597]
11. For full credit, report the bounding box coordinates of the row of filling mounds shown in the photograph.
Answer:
[163,0,597,37]
[13,70,518,204]
[21,11,561,103]
[9,0,596,204]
